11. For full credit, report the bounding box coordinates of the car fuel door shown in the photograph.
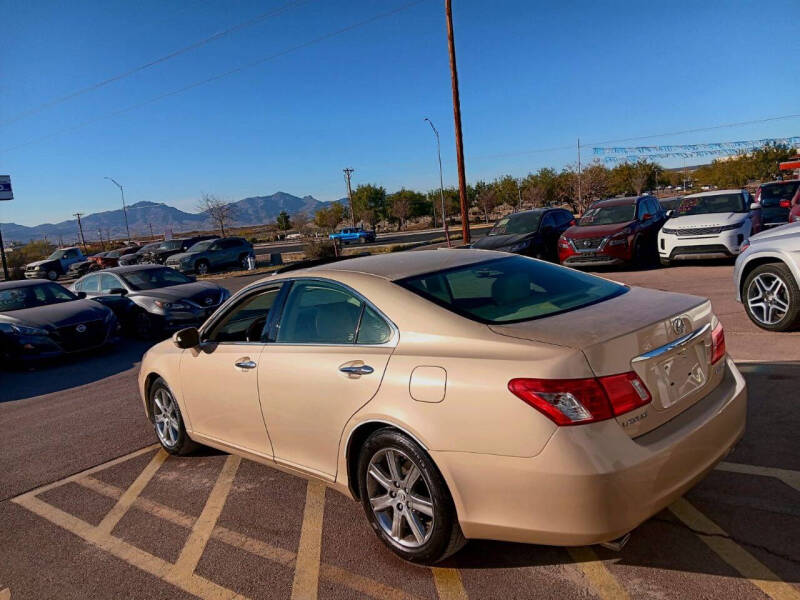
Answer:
[257,279,396,479]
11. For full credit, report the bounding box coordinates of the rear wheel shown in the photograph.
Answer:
[195,260,210,276]
[239,253,250,269]
[358,428,465,564]
[47,269,59,281]
[149,378,197,455]
[743,263,800,331]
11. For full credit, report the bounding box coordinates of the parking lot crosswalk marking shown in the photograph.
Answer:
[431,568,467,600]
[716,461,800,493]
[291,480,326,600]
[96,449,168,534]
[173,455,241,581]
[567,547,631,600]
[670,498,800,600]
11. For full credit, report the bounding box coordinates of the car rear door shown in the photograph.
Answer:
[257,278,396,478]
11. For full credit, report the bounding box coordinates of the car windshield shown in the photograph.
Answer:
[0,283,77,312]
[106,250,121,258]
[760,182,799,207]
[489,212,542,236]
[578,204,635,226]
[46,250,66,260]
[187,240,214,252]
[158,240,183,250]
[120,267,193,290]
[138,243,161,253]
[396,256,627,324]
[676,193,746,215]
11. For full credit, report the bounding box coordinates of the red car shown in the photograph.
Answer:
[94,245,140,269]
[557,195,666,267]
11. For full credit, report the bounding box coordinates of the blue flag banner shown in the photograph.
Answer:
[593,136,800,163]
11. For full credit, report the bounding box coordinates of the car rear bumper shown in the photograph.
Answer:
[433,357,746,546]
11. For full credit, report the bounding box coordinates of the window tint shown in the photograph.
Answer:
[79,274,100,293]
[676,193,746,215]
[398,256,627,324]
[207,287,281,343]
[541,213,555,228]
[760,182,800,206]
[100,274,121,293]
[357,305,392,344]
[556,211,573,227]
[277,281,362,344]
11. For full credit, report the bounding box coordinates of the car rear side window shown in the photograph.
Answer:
[397,256,627,324]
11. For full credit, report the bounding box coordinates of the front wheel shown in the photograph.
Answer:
[47,270,59,281]
[195,260,210,276]
[149,378,197,455]
[358,429,465,564]
[743,263,800,331]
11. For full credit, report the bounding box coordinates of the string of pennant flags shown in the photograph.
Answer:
[593,136,800,164]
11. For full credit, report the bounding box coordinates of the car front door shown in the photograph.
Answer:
[258,279,396,478]
[178,284,283,456]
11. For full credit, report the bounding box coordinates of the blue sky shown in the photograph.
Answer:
[1,0,798,226]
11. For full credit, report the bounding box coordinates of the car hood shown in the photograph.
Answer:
[0,299,111,331]
[750,220,800,243]
[563,222,634,239]
[165,252,195,262]
[129,281,222,304]
[665,212,745,228]
[68,260,92,270]
[26,259,59,269]
[472,233,534,250]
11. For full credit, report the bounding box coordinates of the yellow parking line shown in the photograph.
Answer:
[96,449,167,534]
[291,480,326,600]
[567,546,630,600]
[172,455,240,581]
[670,498,800,600]
[432,568,468,600]
[716,461,800,493]
[77,475,423,600]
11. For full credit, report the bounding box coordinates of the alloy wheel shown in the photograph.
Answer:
[196,262,209,275]
[366,448,435,548]
[153,388,180,448]
[747,273,790,325]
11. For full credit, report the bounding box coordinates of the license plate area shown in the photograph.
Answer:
[653,341,708,409]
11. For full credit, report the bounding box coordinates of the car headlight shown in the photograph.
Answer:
[0,323,49,336]
[661,227,677,235]
[721,220,747,231]
[607,227,632,246]
[154,300,191,310]
[507,239,531,253]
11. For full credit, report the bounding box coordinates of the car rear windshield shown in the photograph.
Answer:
[0,283,76,312]
[159,240,183,250]
[676,193,746,215]
[120,267,193,290]
[488,212,542,235]
[395,256,627,324]
[578,205,634,226]
[760,182,799,206]
[187,240,214,252]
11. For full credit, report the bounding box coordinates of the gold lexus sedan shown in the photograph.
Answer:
[138,249,746,563]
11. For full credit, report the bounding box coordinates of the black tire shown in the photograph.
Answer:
[195,260,210,276]
[238,253,249,269]
[359,236,366,244]
[659,257,672,267]
[742,262,800,332]
[357,428,465,564]
[149,377,197,455]
[47,270,59,281]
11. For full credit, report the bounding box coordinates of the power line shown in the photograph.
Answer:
[0,0,312,128]
[2,0,428,154]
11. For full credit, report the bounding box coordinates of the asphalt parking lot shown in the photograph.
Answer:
[1,261,798,600]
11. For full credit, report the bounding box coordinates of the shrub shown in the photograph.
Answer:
[303,239,337,260]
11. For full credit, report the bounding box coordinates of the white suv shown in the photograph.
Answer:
[734,222,800,331]
[658,189,758,266]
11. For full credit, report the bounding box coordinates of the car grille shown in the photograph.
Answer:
[663,226,727,236]
[670,244,732,257]
[569,237,605,251]
[187,290,221,308]
[54,319,107,352]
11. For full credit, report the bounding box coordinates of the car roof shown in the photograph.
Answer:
[760,180,799,187]
[683,189,743,198]
[278,248,510,281]
[592,196,645,207]
[0,278,59,290]
[101,264,167,274]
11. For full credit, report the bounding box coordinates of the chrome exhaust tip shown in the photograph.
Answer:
[599,532,631,552]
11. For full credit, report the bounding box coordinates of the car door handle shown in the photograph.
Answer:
[339,364,374,376]
[234,359,257,370]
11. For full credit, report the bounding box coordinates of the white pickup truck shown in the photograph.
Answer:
[24,247,87,281]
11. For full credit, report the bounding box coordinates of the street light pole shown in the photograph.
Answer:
[424,118,452,248]
[105,177,130,242]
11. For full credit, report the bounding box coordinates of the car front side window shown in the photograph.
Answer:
[205,286,282,343]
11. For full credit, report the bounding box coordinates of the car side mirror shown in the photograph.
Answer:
[749,202,761,210]
[76,291,87,299]
[666,210,675,218]
[173,327,200,349]
[109,288,128,296]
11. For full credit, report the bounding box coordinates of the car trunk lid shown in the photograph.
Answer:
[490,286,724,436]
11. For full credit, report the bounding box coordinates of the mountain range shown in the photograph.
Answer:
[0,192,345,244]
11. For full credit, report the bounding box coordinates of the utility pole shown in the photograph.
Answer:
[0,226,8,280]
[105,177,131,242]
[577,138,582,210]
[445,0,470,244]
[73,213,87,251]
[343,168,356,227]
[98,229,105,251]
[148,222,155,240]
[424,118,451,247]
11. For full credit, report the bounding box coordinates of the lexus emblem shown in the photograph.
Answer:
[75,324,87,333]
[204,297,213,306]
[672,318,686,335]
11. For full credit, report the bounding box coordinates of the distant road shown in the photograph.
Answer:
[253,224,492,257]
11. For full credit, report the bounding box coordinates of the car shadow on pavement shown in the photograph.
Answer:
[0,339,155,403]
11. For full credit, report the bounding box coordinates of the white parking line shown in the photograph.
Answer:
[716,461,800,493]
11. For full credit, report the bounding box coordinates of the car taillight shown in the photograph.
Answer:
[508,372,651,426]
[711,322,726,364]
[740,240,750,252]
[779,200,791,208]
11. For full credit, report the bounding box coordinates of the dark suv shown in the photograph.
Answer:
[165,237,254,275]
[755,180,800,227]
[145,236,219,265]
[472,208,574,261]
